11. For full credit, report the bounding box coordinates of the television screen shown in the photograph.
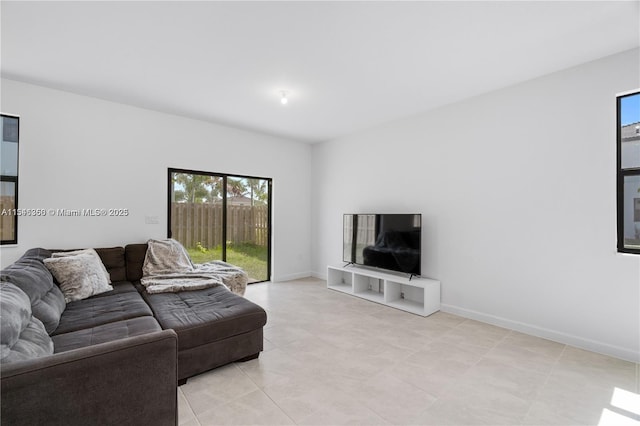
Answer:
[343,213,421,276]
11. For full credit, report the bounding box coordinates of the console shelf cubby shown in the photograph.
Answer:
[326,265,440,317]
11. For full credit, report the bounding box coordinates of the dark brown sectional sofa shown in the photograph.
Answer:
[0,244,267,426]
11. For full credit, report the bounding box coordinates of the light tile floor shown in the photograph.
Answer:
[178,278,640,426]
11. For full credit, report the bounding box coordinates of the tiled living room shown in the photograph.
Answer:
[1,2,639,426]
[179,279,638,425]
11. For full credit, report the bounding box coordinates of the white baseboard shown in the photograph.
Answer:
[271,271,313,282]
[441,303,640,363]
[311,271,326,280]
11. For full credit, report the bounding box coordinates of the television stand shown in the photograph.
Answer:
[326,265,440,317]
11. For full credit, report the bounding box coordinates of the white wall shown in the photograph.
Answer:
[0,79,312,281]
[311,48,640,362]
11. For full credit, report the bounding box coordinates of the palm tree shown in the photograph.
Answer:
[248,179,268,205]
[172,173,213,203]
[203,176,223,203]
[226,178,247,198]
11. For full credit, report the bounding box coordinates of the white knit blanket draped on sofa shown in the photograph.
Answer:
[141,239,248,295]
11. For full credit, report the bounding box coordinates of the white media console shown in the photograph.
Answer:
[326,265,440,316]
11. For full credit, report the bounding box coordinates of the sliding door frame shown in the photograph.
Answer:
[167,167,272,282]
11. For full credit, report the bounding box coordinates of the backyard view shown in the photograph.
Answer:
[170,171,270,282]
[187,243,267,284]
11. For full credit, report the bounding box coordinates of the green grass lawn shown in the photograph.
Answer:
[186,243,268,281]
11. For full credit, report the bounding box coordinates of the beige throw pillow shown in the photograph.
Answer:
[51,248,111,283]
[44,254,113,302]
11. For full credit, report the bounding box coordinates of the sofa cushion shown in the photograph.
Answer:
[125,243,147,282]
[143,285,267,351]
[0,282,31,349]
[88,281,139,298]
[0,248,66,334]
[44,254,113,302]
[1,316,53,364]
[0,282,54,363]
[52,316,162,353]
[52,291,153,336]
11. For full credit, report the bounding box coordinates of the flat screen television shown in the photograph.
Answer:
[343,213,421,276]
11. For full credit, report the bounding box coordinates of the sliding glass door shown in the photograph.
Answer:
[168,168,271,283]
[225,176,270,282]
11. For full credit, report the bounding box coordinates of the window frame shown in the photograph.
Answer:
[1,114,20,245]
[616,90,640,254]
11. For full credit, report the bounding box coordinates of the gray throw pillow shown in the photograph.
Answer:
[44,254,113,303]
[0,248,66,334]
[0,282,54,363]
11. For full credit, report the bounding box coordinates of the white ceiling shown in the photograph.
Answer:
[1,1,639,143]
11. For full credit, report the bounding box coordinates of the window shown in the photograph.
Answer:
[168,168,272,282]
[1,115,19,245]
[617,91,640,253]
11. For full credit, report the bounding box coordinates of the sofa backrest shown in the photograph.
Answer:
[51,247,128,283]
[124,243,148,282]
[8,244,148,289]
[94,247,127,282]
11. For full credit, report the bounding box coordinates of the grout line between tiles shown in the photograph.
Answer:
[518,341,568,425]
[178,387,202,426]
[234,359,298,425]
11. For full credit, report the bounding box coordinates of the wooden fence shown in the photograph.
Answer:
[0,197,16,241]
[171,203,268,249]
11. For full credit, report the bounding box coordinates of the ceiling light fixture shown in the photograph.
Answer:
[280,91,288,105]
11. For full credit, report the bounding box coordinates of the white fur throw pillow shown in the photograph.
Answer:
[44,254,113,302]
[51,248,111,284]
